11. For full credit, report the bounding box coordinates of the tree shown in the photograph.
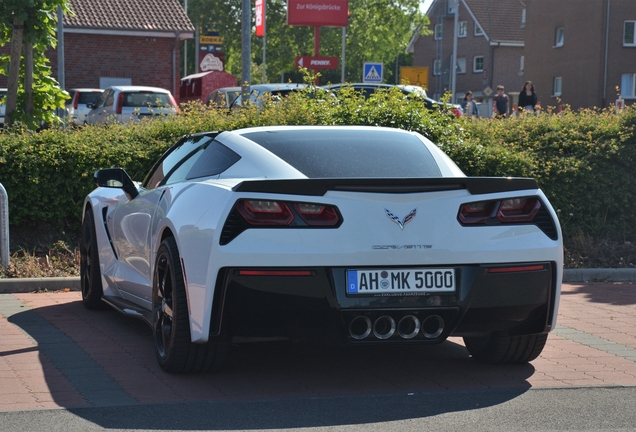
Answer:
[183,0,428,85]
[0,0,71,129]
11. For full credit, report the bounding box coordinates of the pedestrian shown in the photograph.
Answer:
[460,91,480,118]
[492,85,509,118]
[518,81,538,113]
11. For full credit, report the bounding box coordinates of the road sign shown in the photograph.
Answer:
[295,56,339,70]
[363,63,383,83]
[400,66,428,88]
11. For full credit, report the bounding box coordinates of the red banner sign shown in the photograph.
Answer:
[255,0,265,37]
[287,0,348,27]
[295,56,339,70]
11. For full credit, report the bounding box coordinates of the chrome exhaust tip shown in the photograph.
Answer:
[349,316,372,340]
[373,316,396,340]
[422,315,444,339]
[397,315,421,339]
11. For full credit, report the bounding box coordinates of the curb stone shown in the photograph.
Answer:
[0,268,635,294]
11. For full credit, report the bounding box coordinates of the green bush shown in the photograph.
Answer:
[1,85,635,247]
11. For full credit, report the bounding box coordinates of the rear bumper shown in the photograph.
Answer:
[210,261,558,344]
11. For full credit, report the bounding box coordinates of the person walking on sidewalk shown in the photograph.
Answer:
[461,91,480,118]
[492,85,509,118]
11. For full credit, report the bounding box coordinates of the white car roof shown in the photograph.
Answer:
[105,85,171,93]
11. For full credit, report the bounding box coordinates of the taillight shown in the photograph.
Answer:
[452,107,463,117]
[73,92,79,110]
[236,200,294,226]
[116,92,124,114]
[168,93,179,113]
[458,197,542,225]
[293,203,340,226]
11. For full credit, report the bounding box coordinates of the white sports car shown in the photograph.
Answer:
[81,125,563,373]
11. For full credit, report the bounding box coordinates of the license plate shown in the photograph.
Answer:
[346,268,456,295]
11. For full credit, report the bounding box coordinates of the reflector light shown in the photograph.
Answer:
[486,265,545,274]
[116,92,124,115]
[293,203,340,226]
[238,270,312,276]
[236,200,294,225]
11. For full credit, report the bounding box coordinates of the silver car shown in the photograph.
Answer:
[86,85,178,124]
[66,88,103,125]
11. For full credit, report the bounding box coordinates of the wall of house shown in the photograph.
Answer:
[606,1,636,108]
[525,0,605,110]
[0,33,182,102]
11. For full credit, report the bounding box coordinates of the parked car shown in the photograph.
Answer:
[323,83,463,117]
[0,88,6,127]
[228,83,319,109]
[85,85,178,124]
[65,88,103,125]
[206,86,241,108]
[81,125,563,373]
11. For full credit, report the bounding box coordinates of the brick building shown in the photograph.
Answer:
[0,0,194,102]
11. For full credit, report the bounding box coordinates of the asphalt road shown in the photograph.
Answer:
[1,387,636,431]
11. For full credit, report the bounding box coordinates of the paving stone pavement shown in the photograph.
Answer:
[0,282,635,412]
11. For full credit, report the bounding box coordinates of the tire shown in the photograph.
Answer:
[153,237,228,374]
[463,333,548,364]
[80,208,105,309]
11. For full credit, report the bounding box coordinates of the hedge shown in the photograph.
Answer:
[0,85,634,243]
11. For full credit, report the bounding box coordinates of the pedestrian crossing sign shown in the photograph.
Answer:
[363,62,383,83]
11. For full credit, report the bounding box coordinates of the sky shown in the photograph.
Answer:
[421,0,434,13]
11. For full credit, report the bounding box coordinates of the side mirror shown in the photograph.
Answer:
[94,168,139,199]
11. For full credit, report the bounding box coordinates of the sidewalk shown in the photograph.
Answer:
[1,281,635,412]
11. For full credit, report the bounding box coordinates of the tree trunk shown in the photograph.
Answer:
[6,18,24,127]
[24,41,34,116]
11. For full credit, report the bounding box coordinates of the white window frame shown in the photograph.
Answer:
[553,77,562,97]
[474,23,484,36]
[521,9,526,28]
[520,55,525,72]
[473,56,484,73]
[621,73,636,98]
[435,24,443,40]
[456,58,466,74]
[554,27,564,47]
[624,21,636,47]
[433,60,442,76]
[458,21,467,38]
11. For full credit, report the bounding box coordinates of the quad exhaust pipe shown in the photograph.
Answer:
[348,314,444,340]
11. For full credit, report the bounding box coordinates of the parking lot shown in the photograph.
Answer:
[0,282,635,412]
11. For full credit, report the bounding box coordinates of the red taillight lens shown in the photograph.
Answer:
[73,92,79,110]
[452,107,463,117]
[236,200,294,226]
[497,197,541,222]
[458,197,542,225]
[168,93,179,113]
[116,92,124,115]
[458,201,497,224]
[293,203,340,226]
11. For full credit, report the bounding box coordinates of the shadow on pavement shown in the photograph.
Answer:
[6,298,535,429]
[561,282,636,306]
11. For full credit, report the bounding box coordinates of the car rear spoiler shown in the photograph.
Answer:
[233,177,538,196]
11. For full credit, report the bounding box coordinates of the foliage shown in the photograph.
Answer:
[184,0,428,84]
[0,0,72,129]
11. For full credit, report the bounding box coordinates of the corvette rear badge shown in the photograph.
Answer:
[385,208,417,230]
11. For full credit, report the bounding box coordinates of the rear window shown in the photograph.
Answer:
[79,92,101,105]
[242,129,442,178]
[122,92,174,108]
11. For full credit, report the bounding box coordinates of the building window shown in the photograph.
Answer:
[447,0,456,15]
[434,60,442,76]
[473,56,484,73]
[520,56,525,72]
[555,27,564,47]
[621,74,636,97]
[624,21,636,46]
[521,9,526,28]
[456,58,466,74]
[458,21,467,38]
[553,77,562,96]
[435,24,443,40]
[474,23,484,36]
